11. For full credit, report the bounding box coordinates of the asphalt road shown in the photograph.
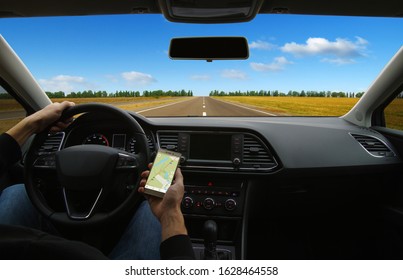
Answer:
[135,97,276,117]
[0,97,276,120]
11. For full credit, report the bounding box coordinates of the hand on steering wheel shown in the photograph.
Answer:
[24,103,150,227]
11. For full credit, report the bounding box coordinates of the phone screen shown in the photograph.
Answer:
[144,149,181,198]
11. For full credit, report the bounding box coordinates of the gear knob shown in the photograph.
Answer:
[204,220,217,244]
[203,220,217,259]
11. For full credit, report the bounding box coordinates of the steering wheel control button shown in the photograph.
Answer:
[182,196,194,209]
[203,198,215,210]
[116,153,137,169]
[34,154,56,169]
[224,199,237,211]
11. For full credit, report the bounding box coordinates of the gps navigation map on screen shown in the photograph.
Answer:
[144,149,181,198]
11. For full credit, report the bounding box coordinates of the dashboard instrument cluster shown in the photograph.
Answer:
[64,122,154,154]
[82,132,138,153]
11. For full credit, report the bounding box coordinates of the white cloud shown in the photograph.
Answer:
[221,69,247,80]
[121,71,156,86]
[250,57,293,72]
[321,58,356,65]
[38,75,88,92]
[355,36,369,46]
[249,40,276,50]
[190,75,211,81]
[281,37,368,58]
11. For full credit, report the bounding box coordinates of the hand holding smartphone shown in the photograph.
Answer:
[144,148,181,198]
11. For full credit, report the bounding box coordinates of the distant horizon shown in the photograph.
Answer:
[37,89,365,99]
[1,14,402,96]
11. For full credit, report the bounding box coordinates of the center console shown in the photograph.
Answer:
[180,174,246,259]
[156,130,277,259]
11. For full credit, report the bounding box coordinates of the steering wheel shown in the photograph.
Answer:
[24,103,150,227]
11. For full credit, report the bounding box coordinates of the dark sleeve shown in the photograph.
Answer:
[0,133,22,176]
[160,234,195,260]
[0,225,108,260]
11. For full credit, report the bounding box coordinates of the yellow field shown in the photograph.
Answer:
[1,96,402,132]
[0,118,23,134]
[213,96,359,116]
[49,97,184,111]
[0,97,186,133]
[0,96,184,111]
[384,98,403,130]
[0,98,23,111]
[214,96,403,130]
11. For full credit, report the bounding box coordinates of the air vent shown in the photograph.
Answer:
[146,134,155,151]
[158,132,179,151]
[351,133,395,157]
[242,135,277,170]
[38,132,65,155]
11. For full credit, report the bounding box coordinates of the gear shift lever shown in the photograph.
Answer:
[203,220,218,260]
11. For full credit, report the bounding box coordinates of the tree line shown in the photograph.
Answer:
[44,89,193,99]
[2,89,403,99]
[209,90,365,98]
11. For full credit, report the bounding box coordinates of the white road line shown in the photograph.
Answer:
[212,97,277,116]
[203,105,205,108]
[136,98,192,113]
[203,112,207,116]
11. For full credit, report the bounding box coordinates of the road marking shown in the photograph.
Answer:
[203,105,205,108]
[203,112,207,116]
[136,98,192,113]
[212,97,277,116]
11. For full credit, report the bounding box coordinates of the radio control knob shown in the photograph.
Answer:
[203,198,215,210]
[233,157,241,166]
[180,156,186,164]
[182,196,193,209]
[225,199,237,211]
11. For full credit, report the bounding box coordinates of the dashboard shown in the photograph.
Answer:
[54,112,401,173]
[36,111,402,259]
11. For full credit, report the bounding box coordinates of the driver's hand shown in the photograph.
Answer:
[138,164,187,241]
[27,101,75,133]
[6,101,75,146]
[138,163,185,221]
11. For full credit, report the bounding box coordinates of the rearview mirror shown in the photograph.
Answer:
[169,37,249,62]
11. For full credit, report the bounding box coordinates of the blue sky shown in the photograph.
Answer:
[1,14,403,96]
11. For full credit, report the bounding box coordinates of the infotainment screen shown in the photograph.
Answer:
[189,134,232,161]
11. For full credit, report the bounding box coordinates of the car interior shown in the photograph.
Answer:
[0,0,403,260]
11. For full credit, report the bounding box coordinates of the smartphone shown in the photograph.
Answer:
[144,148,181,198]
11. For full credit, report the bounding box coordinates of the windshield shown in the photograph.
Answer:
[1,14,402,117]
